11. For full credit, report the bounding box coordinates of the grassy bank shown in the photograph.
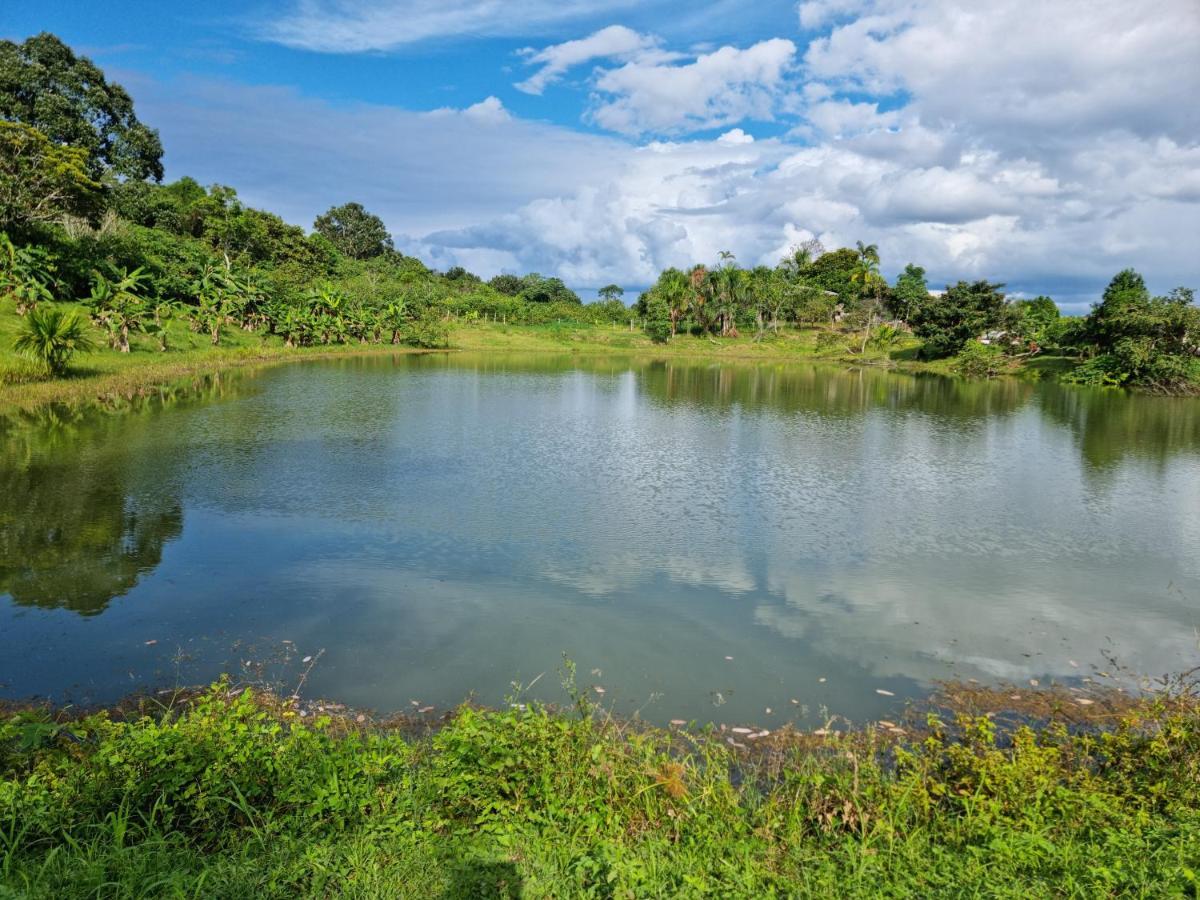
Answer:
[3,303,1076,414]
[1,677,1197,898]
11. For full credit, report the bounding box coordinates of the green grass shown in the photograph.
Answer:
[1,678,1197,898]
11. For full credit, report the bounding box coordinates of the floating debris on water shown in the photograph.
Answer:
[724,656,734,661]
[731,727,753,734]
[818,677,827,683]
[875,689,895,697]
[593,686,606,694]
[144,640,157,646]
[669,719,686,727]
[418,706,435,714]
[1029,679,1040,687]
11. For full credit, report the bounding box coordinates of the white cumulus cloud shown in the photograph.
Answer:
[589,38,799,135]
[515,25,673,95]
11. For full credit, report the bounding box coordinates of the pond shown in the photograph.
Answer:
[2,353,1199,726]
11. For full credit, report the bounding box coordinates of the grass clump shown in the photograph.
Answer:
[1,677,1198,897]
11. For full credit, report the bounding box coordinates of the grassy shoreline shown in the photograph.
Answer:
[1,675,1196,897]
[2,312,1075,415]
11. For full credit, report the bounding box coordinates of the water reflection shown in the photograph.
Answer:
[1,354,1198,721]
[0,373,249,615]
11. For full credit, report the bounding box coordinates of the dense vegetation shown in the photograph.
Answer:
[4,32,1197,393]
[634,242,1200,393]
[0,34,631,384]
[0,678,1197,897]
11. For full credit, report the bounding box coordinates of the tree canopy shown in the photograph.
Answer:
[0,121,100,230]
[312,202,393,260]
[0,33,163,181]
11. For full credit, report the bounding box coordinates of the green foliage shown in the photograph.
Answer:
[0,122,101,231]
[404,307,451,348]
[11,305,93,375]
[911,280,1010,359]
[598,283,624,302]
[0,33,163,180]
[0,234,56,314]
[1,684,1197,897]
[1012,295,1060,350]
[312,202,393,260]
[891,263,928,321]
[952,340,1007,379]
[1070,270,1200,391]
[87,267,150,353]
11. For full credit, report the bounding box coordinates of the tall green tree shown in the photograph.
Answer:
[313,202,393,260]
[0,33,163,180]
[911,280,1009,358]
[891,264,928,323]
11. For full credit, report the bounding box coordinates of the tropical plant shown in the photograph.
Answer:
[13,304,94,374]
[0,232,55,314]
[88,267,150,352]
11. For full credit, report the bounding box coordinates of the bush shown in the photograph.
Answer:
[12,305,95,375]
[644,317,671,344]
[404,308,451,348]
[952,341,1007,379]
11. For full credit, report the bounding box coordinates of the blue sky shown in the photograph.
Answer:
[4,1,1199,309]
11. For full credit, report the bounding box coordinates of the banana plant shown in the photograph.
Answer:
[0,234,55,315]
[89,267,150,352]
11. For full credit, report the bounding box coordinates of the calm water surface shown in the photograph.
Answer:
[2,354,1199,725]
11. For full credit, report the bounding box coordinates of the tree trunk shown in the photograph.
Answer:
[211,326,220,346]
[119,325,130,353]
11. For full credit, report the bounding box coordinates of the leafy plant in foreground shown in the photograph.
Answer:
[12,304,94,375]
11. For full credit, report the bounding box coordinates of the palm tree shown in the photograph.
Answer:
[13,305,94,375]
[655,269,691,336]
[852,241,886,351]
[89,267,150,352]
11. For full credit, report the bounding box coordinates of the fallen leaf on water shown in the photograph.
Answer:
[875,689,895,697]
[144,640,157,646]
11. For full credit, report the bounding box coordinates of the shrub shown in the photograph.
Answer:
[952,341,1007,379]
[12,305,94,375]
